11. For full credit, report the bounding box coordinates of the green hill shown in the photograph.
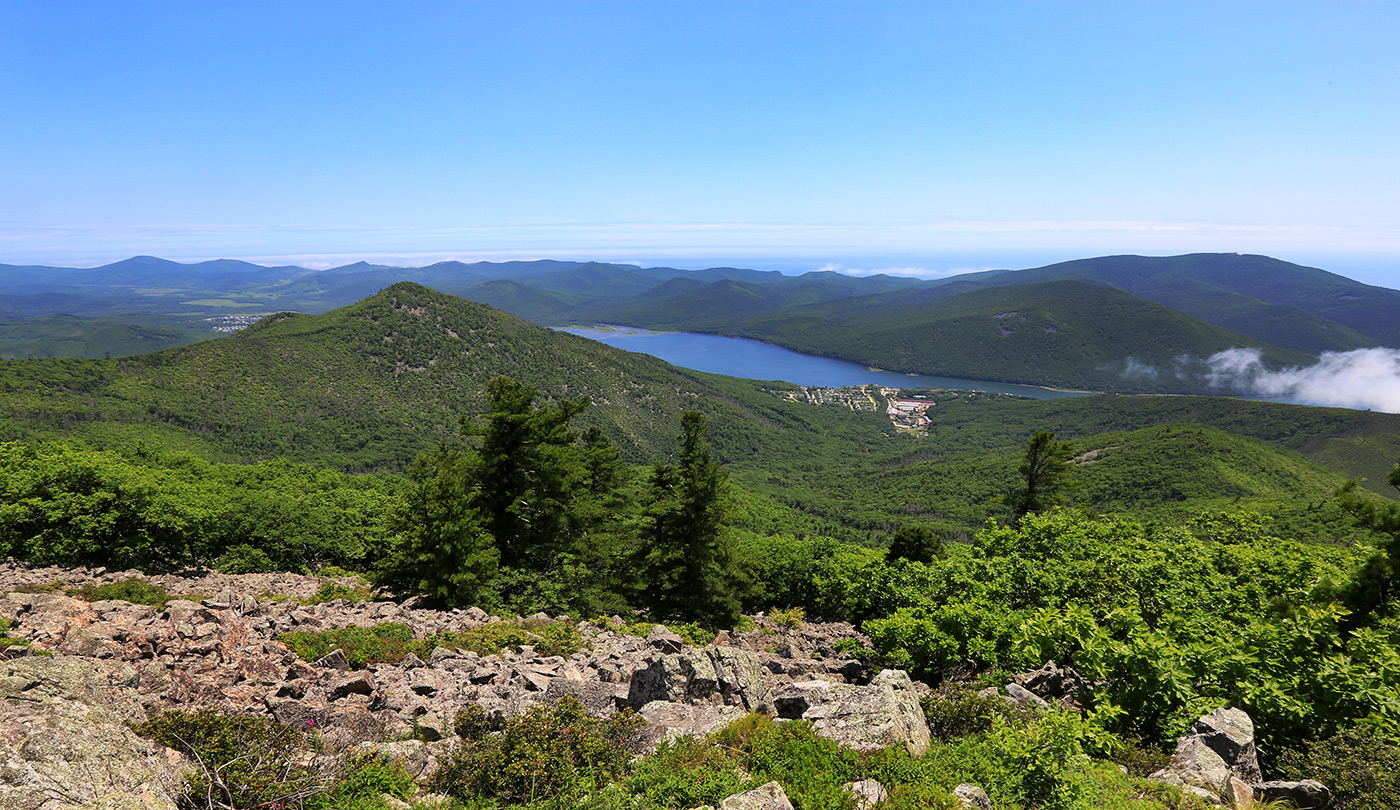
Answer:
[0,314,216,360]
[0,282,893,473]
[943,253,1400,352]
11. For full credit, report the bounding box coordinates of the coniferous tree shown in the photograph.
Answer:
[379,443,499,608]
[640,411,746,627]
[1008,429,1075,519]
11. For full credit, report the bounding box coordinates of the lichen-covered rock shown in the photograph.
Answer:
[953,783,993,810]
[1193,707,1262,784]
[0,655,186,810]
[772,669,930,755]
[628,647,776,714]
[639,700,746,747]
[1254,780,1331,810]
[719,780,794,810]
[843,778,888,810]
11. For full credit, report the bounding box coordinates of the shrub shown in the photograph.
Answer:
[67,578,173,609]
[921,686,1036,740]
[215,543,277,574]
[305,580,374,605]
[0,618,29,650]
[626,735,749,809]
[308,751,415,810]
[769,606,806,630]
[431,697,646,805]
[1278,726,1400,810]
[440,619,585,658]
[132,709,323,809]
[710,714,859,810]
[611,619,717,647]
[278,622,426,669]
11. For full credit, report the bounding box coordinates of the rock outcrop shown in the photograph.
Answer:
[0,655,186,810]
[772,669,930,755]
[1150,706,1332,808]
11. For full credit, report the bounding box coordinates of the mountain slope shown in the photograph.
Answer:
[0,283,894,472]
[939,253,1400,351]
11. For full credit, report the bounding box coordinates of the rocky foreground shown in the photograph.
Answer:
[0,563,1332,810]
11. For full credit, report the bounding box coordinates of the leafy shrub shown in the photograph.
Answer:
[215,543,277,574]
[305,580,374,605]
[769,606,806,630]
[12,581,64,594]
[452,704,493,741]
[132,709,322,809]
[626,735,749,809]
[984,709,1118,810]
[431,697,646,805]
[0,619,29,650]
[309,751,415,810]
[441,619,584,658]
[67,578,173,609]
[710,714,859,810]
[1108,734,1171,778]
[610,619,717,647]
[1278,726,1400,810]
[922,687,1035,740]
[278,622,426,669]
[832,638,872,659]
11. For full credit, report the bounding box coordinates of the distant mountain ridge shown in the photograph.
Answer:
[1,253,1395,396]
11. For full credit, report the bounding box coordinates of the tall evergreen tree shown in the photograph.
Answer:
[1009,429,1075,519]
[640,411,746,627]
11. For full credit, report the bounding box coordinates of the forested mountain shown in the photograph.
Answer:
[919,253,1400,352]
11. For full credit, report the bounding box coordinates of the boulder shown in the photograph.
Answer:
[1193,707,1262,784]
[639,701,746,747]
[772,669,930,755]
[0,655,186,810]
[719,781,795,810]
[1254,780,1331,810]
[628,647,776,714]
[953,783,993,810]
[843,778,888,810]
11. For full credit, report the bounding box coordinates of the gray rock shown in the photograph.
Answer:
[1255,780,1332,810]
[843,778,888,810]
[772,669,930,755]
[719,780,795,810]
[1151,735,1232,795]
[953,783,993,810]
[1004,682,1050,709]
[329,670,376,699]
[1193,707,1262,784]
[629,647,776,714]
[543,678,623,718]
[313,648,351,671]
[646,624,686,654]
[639,701,746,747]
[0,656,185,810]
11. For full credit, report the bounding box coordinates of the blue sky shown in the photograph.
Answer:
[3,1,1398,283]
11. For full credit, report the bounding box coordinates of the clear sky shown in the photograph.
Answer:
[3,1,1398,284]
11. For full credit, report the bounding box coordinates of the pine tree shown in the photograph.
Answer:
[640,411,746,627]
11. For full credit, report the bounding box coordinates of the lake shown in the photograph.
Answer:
[559,326,1090,400]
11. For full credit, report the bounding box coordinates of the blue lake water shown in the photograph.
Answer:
[559,326,1090,400]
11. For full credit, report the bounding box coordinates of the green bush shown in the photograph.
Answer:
[769,606,806,630]
[278,622,426,669]
[132,709,322,809]
[215,543,277,574]
[1278,726,1400,810]
[67,578,174,609]
[308,751,416,810]
[626,735,750,809]
[922,687,1036,740]
[710,714,859,810]
[441,619,585,658]
[305,580,374,605]
[610,619,717,647]
[431,697,647,805]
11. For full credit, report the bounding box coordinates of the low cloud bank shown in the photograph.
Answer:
[1205,347,1400,413]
